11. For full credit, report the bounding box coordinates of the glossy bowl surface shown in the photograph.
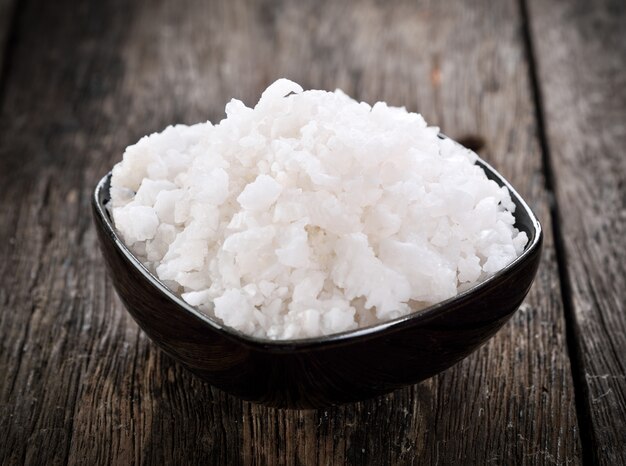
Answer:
[92,148,542,408]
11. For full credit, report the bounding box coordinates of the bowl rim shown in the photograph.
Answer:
[93,142,542,351]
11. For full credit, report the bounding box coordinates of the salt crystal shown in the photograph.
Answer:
[110,79,528,339]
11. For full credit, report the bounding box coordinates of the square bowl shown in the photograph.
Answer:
[92,148,542,409]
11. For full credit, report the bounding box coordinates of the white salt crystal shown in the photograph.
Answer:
[114,205,159,243]
[237,175,282,211]
[110,78,528,340]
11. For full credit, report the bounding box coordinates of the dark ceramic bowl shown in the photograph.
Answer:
[92,148,542,409]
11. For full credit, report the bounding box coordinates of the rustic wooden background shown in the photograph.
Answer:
[0,0,624,464]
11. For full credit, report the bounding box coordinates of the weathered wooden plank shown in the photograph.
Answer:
[0,0,581,464]
[526,0,626,463]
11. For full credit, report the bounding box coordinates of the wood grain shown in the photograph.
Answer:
[0,0,582,464]
[527,0,626,463]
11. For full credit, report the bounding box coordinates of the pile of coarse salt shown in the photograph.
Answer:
[110,78,528,340]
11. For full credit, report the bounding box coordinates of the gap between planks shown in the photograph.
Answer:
[0,0,22,110]
[518,0,594,464]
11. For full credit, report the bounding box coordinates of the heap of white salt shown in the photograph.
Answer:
[110,79,528,339]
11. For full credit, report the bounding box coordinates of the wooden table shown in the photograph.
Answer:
[0,0,624,464]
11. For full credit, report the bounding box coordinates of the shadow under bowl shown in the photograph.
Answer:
[92,153,542,409]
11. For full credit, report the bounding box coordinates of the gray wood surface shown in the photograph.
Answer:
[527,0,626,463]
[0,0,600,464]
